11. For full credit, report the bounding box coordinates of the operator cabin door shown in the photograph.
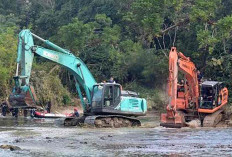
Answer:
[104,85,121,109]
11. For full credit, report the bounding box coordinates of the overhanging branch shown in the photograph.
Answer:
[160,17,190,34]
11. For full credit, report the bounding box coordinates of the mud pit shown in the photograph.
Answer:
[0,113,232,156]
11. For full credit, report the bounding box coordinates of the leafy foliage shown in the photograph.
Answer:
[1,0,232,106]
[0,27,17,98]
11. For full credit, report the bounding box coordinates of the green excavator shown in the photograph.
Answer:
[9,29,147,127]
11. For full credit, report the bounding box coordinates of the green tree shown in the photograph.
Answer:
[0,27,17,98]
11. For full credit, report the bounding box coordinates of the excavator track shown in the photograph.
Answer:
[203,110,223,127]
[64,115,141,128]
[63,116,85,126]
[86,115,141,128]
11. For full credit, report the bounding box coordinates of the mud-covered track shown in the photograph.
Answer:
[203,110,223,127]
[94,116,140,128]
[63,115,141,128]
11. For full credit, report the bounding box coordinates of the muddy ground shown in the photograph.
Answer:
[0,112,232,157]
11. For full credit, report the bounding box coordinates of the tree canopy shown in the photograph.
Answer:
[1,0,232,105]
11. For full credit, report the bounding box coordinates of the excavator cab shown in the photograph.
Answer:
[91,83,121,114]
[90,83,146,116]
[200,81,222,109]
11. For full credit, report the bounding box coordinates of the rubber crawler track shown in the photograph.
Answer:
[63,115,141,128]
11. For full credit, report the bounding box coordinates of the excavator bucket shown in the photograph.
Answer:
[160,112,185,128]
[9,85,37,108]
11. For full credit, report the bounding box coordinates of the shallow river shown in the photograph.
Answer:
[0,116,232,157]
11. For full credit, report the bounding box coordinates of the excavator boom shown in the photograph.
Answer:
[10,30,96,112]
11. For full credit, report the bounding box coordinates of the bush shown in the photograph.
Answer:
[124,82,167,111]
[62,95,71,105]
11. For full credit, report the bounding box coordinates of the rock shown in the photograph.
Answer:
[47,140,52,143]
[100,137,106,140]
[0,145,21,151]
[108,135,113,137]
[15,139,20,143]
[10,146,21,151]
[80,141,87,144]
[45,137,51,139]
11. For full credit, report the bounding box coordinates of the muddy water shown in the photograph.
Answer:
[0,116,232,157]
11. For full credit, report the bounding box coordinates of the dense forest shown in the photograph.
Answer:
[1,0,232,109]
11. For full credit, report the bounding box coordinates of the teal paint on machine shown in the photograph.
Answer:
[10,29,147,124]
[120,97,147,113]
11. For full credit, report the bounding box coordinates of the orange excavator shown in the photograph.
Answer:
[160,47,228,128]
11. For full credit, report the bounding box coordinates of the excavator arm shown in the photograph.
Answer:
[167,47,199,111]
[10,29,96,112]
[178,52,199,109]
[161,47,199,128]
